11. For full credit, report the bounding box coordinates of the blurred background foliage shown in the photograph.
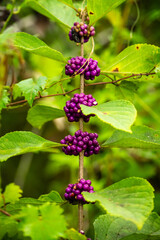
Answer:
[0,0,160,236]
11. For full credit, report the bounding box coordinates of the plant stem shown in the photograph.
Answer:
[78,11,85,232]
[0,4,14,34]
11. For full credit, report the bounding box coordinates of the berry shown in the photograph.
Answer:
[79,230,92,240]
[64,178,94,204]
[69,22,95,43]
[64,93,97,122]
[65,56,100,80]
[60,130,100,157]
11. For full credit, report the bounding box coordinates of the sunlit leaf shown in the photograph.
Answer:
[83,177,154,229]
[81,100,137,133]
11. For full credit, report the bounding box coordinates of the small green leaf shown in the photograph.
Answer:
[38,191,64,203]
[115,81,139,101]
[13,32,67,63]
[13,77,47,106]
[2,183,22,206]
[104,44,160,82]
[80,100,137,133]
[83,177,154,229]
[25,0,79,28]
[17,203,67,240]
[94,212,160,240]
[103,125,160,148]
[66,228,87,240]
[87,0,127,24]
[27,105,65,129]
[0,131,62,162]
[155,63,160,78]
[0,89,10,112]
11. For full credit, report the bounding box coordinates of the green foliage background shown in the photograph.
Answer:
[0,0,160,238]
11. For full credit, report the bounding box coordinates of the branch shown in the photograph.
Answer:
[7,72,156,107]
[0,208,11,217]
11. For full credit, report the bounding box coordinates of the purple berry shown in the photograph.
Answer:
[64,93,98,122]
[65,57,100,80]
[61,131,100,156]
[64,179,95,204]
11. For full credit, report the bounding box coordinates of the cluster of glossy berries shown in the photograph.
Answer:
[65,56,100,80]
[64,178,94,204]
[64,93,97,122]
[79,230,91,240]
[69,22,95,43]
[60,130,100,157]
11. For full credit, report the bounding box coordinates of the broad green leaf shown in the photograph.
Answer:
[0,131,62,162]
[0,216,18,240]
[0,183,22,207]
[66,229,87,240]
[38,191,64,203]
[83,177,154,229]
[27,105,65,129]
[58,0,73,8]
[104,44,160,82]
[80,100,137,133]
[115,81,139,101]
[13,77,47,106]
[87,0,127,25]
[0,89,10,112]
[103,125,160,148]
[25,0,79,28]
[94,212,160,240]
[13,32,67,63]
[17,203,67,240]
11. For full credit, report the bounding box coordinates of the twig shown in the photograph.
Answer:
[0,208,11,217]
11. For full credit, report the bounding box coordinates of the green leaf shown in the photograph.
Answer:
[13,77,47,106]
[115,81,139,101]
[58,0,74,8]
[104,44,160,82]
[0,216,18,240]
[94,213,160,240]
[0,131,62,162]
[13,32,67,63]
[38,191,64,203]
[66,228,87,240]
[155,63,160,78]
[80,100,137,133]
[0,183,22,207]
[25,0,79,28]
[87,0,127,24]
[0,89,10,112]
[83,177,154,229]
[103,125,160,148]
[17,203,67,240]
[27,105,65,129]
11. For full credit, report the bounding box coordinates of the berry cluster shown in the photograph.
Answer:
[64,93,97,122]
[69,22,95,43]
[64,178,94,204]
[65,56,100,80]
[79,230,91,240]
[60,130,100,157]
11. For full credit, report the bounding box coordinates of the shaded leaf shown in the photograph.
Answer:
[87,0,127,24]
[94,213,160,240]
[13,32,67,63]
[80,100,137,133]
[83,177,154,229]
[103,125,160,148]
[0,131,62,162]
[38,191,64,203]
[27,105,65,129]
[0,216,18,240]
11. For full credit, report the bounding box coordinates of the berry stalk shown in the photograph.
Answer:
[79,9,85,233]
